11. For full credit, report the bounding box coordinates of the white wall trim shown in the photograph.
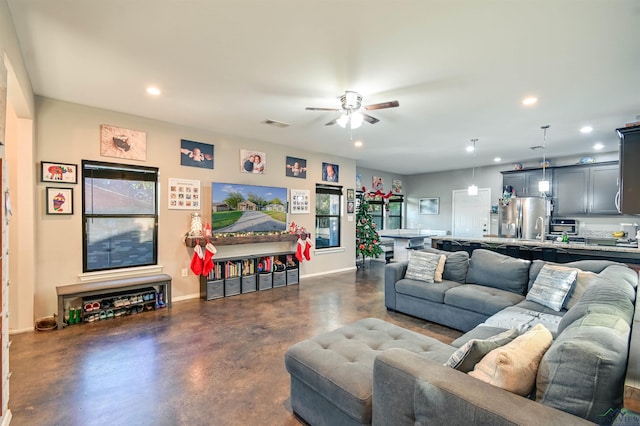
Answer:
[313,247,345,255]
[172,293,200,303]
[1,409,12,426]
[9,327,33,334]
[301,266,356,279]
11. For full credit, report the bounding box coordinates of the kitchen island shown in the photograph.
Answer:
[379,229,447,261]
[431,236,640,267]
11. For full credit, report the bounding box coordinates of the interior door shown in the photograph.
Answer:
[452,188,491,237]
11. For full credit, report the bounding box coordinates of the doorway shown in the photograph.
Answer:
[452,188,491,237]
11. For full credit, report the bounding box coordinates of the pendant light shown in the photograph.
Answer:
[468,138,478,196]
[538,125,550,193]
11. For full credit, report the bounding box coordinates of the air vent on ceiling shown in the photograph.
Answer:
[262,119,290,128]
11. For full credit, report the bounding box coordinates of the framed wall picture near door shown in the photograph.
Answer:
[419,197,439,215]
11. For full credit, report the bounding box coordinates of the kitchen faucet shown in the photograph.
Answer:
[535,216,546,242]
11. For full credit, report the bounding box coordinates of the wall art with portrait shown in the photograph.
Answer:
[240,149,266,174]
[100,124,147,161]
[46,187,74,215]
[285,156,307,179]
[321,162,339,182]
[180,139,214,169]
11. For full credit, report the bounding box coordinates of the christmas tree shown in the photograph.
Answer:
[356,192,384,263]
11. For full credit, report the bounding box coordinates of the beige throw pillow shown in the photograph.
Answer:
[468,323,553,396]
[565,270,598,310]
[433,254,447,282]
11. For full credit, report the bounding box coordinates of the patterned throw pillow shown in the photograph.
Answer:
[434,254,447,282]
[526,264,578,312]
[444,329,519,373]
[404,251,445,283]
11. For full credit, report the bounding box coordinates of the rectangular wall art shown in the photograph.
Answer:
[41,161,77,183]
[100,124,147,161]
[291,189,310,214]
[168,178,201,210]
[46,187,74,215]
[180,139,214,169]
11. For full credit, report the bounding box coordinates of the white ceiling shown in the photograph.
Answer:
[7,0,640,175]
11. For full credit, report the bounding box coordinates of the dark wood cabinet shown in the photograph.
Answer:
[618,125,640,215]
[502,168,552,197]
[553,161,619,216]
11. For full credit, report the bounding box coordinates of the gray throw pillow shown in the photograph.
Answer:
[404,251,442,283]
[526,264,577,312]
[421,247,469,283]
[444,328,518,373]
[465,249,530,294]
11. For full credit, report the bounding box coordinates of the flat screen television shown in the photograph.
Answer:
[211,182,288,234]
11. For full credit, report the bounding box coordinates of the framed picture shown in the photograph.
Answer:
[392,179,403,194]
[372,176,384,191]
[419,197,439,215]
[46,187,74,215]
[347,201,355,214]
[356,173,362,189]
[240,149,266,174]
[180,139,214,169]
[41,161,77,183]
[168,178,201,210]
[322,162,339,182]
[346,188,355,202]
[291,189,310,214]
[100,124,147,161]
[285,156,307,178]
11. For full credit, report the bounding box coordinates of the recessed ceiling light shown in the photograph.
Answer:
[494,157,501,162]
[593,142,604,150]
[146,86,161,96]
[466,145,475,153]
[522,97,538,106]
[354,140,363,148]
[580,126,593,134]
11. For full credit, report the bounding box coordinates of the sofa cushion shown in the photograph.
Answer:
[444,328,518,373]
[469,323,553,396]
[527,259,622,292]
[444,284,525,317]
[465,249,531,295]
[395,278,460,304]
[405,251,444,283]
[536,312,631,421]
[422,248,469,283]
[526,264,577,312]
[450,325,512,348]
[565,270,598,310]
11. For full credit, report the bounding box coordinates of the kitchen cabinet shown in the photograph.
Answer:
[502,168,552,197]
[618,125,640,214]
[553,162,619,216]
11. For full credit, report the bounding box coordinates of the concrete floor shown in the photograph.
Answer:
[8,262,461,425]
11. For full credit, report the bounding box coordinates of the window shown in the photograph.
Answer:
[315,184,342,248]
[387,195,404,229]
[82,160,159,272]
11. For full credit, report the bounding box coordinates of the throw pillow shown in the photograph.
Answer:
[444,328,518,373]
[526,264,578,312]
[433,254,447,282]
[564,270,598,310]
[468,323,553,396]
[405,251,445,283]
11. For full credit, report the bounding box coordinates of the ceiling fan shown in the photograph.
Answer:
[306,91,399,128]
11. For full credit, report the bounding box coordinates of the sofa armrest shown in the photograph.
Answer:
[384,261,408,311]
[373,348,592,426]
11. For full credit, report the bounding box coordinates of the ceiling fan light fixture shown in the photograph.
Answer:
[350,111,364,129]
[336,114,349,128]
[342,91,362,110]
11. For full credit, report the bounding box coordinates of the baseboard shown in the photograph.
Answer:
[301,266,357,279]
[9,327,34,335]
[171,293,200,303]
[1,409,12,426]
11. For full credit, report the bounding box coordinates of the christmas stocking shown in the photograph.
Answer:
[303,238,312,261]
[295,238,304,262]
[202,242,217,275]
[190,244,204,276]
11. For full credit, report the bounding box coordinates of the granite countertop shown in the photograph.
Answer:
[431,236,640,254]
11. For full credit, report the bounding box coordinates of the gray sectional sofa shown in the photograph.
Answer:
[285,248,640,425]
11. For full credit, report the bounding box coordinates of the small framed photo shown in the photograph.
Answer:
[41,161,77,183]
[419,197,439,215]
[241,149,266,174]
[180,139,214,169]
[372,176,384,191]
[346,188,355,202]
[100,124,147,161]
[291,189,310,214]
[347,201,355,214]
[285,156,307,178]
[46,187,74,215]
[322,162,339,182]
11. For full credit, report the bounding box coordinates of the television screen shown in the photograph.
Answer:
[211,182,288,234]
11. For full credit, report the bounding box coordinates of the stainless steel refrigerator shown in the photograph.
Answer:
[498,197,551,240]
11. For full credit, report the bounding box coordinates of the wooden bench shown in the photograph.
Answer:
[56,273,172,329]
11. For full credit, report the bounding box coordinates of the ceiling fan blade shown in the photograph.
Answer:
[325,117,338,126]
[362,113,380,124]
[364,100,399,111]
[306,107,340,111]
